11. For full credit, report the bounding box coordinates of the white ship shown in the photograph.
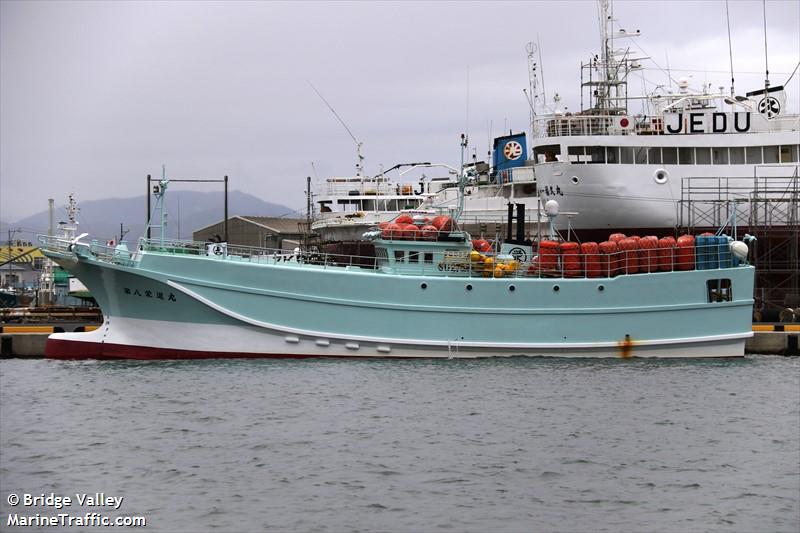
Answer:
[526,0,799,236]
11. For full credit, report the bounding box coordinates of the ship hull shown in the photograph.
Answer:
[43,246,754,360]
[46,316,747,359]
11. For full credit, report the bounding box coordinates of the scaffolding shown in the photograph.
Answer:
[678,167,799,319]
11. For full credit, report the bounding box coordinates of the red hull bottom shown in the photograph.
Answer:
[45,338,321,360]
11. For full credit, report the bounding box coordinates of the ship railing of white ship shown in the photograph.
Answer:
[320,177,421,197]
[534,113,800,139]
[130,237,740,281]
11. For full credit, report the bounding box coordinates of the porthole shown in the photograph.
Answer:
[653,168,669,184]
[553,285,560,292]
[571,176,580,185]
[466,284,473,291]
[598,284,605,292]
[420,282,428,289]
[509,285,516,292]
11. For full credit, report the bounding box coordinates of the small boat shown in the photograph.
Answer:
[311,163,457,243]
[38,177,755,359]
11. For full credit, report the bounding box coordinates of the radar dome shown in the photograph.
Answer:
[544,200,560,217]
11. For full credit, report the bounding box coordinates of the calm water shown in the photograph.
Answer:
[1,356,798,533]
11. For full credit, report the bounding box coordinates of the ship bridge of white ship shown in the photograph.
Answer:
[316,176,455,215]
[532,143,799,167]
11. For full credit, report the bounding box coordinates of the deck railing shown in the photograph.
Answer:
[40,235,743,281]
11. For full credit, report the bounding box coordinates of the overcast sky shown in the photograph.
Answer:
[2,0,798,224]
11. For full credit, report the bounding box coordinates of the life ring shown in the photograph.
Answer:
[653,168,669,185]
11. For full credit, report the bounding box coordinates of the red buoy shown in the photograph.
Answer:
[676,235,696,270]
[598,240,619,276]
[657,236,676,271]
[395,214,414,225]
[471,239,491,253]
[560,241,581,277]
[618,237,639,274]
[581,241,601,278]
[400,223,420,240]
[431,215,453,232]
[638,236,659,273]
[421,225,438,240]
[539,240,560,272]
[382,223,401,239]
[609,233,627,243]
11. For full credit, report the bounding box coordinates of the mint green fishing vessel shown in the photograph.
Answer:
[39,178,754,359]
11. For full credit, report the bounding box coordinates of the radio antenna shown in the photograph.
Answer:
[308,81,364,176]
[762,0,770,90]
[725,0,735,97]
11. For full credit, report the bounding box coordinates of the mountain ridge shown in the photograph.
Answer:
[1,190,300,244]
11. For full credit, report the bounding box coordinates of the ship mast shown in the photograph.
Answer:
[585,0,639,115]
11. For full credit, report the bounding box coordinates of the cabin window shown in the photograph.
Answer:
[764,146,779,163]
[763,145,780,164]
[712,147,728,165]
[707,279,732,303]
[634,147,648,164]
[620,147,634,164]
[362,199,376,211]
[746,146,762,164]
[678,147,694,165]
[779,145,798,163]
[587,146,606,164]
[695,147,711,165]
[662,147,678,164]
[409,251,419,263]
[424,252,434,264]
[534,144,561,163]
[375,248,388,259]
[729,147,745,164]
[568,146,585,164]
[606,147,620,164]
[394,250,405,262]
[648,147,662,164]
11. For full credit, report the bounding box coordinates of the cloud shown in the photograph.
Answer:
[1,0,798,223]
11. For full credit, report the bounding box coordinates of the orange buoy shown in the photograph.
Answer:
[657,236,676,271]
[676,235,696,270]
[618,237,639,274]
[581,241,601,278]
[560,241,582,277]
[382,223,401,239]
[609,233,627,243]
[431,215,453,232]
[638,236,659,273]
[378,221,389,230]
[539,240,560,272]
[598,240,619,276]
[395,214,414,225]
